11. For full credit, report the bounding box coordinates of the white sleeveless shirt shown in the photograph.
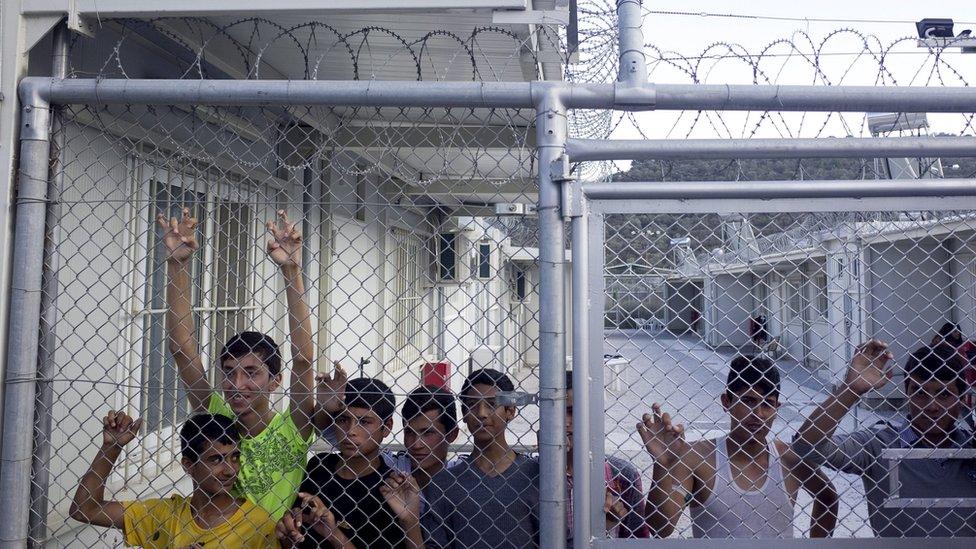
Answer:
[689,437,794,539]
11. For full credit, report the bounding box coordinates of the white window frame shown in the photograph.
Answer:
[475,241,493,280]
[389,228,430,372]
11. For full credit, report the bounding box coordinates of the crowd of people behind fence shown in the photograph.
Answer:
[66,211,976,547]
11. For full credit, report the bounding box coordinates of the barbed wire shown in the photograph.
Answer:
[67,5,976,184]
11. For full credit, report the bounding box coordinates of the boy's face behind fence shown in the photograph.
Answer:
[721,387,779,441]
[183,441,241,496]
[335,406,389,457]
[220,353,279,415]
[906,376,961,436]
[462,383,515,445]
[404,409,455,473]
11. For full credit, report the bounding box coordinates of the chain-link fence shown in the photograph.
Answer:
[4,3,976,549]
[37,91,550,544]
[574,186,976,545]
[18,15,556,547]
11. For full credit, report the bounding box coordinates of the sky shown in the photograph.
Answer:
[594,0,976,150]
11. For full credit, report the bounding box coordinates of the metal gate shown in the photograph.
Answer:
[570,177,976,547]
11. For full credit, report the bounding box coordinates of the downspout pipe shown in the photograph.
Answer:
[0,71,54,549]
[29,22,70,544]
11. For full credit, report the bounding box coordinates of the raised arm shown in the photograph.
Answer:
[805,467,839,538]
[638,403,694,538]
[794,340,893,449]
[69,411,142,529]
[267,211,316,439]
[158,209,211,412]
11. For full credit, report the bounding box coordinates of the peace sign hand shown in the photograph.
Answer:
[156,208,199,263]
[267,210,302,269]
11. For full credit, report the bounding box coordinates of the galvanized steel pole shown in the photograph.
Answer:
[616,0,647,86]
[22,78,976,113]
[568,183,593,549]
[565,136,976,162]
[536,92,568,549]
[0,83,53,548]
[581,179,976,200]
[651,83,976,113]
[28,23,69,543]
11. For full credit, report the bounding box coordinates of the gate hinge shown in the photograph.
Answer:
[551,154,584,218]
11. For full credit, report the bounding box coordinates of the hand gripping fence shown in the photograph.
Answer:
[2,2,976,548]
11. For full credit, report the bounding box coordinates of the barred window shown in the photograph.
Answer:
[138,170,256,436]
[390,229,429,372]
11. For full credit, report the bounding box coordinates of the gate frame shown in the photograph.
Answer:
[573,180,976,548]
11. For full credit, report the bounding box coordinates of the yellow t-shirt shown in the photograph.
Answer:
[122,495,280,548]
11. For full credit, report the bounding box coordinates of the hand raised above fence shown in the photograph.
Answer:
[845,339,895,395]
[267,210,303,270]
[637,403,689,468]
[156,208,199,263]
[316,361,348,415]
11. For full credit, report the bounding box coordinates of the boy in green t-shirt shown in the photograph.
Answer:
[158,208,325,518]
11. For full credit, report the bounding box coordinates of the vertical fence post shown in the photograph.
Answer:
[536,91,568,548]
[29,22,70,544]
[0,80,53,548]
[616,0,647,86]
[569,178,592,549]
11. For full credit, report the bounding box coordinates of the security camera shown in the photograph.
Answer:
[916,18,954,38]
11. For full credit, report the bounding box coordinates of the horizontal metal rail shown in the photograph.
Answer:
[882,448,976,459]
[593,540,976,548]
[566,136,976,162]
[19,78,976,113]
[653,83,976,113]
[581,179,976,201]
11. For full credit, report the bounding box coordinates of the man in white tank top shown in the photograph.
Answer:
[638,355,839,538]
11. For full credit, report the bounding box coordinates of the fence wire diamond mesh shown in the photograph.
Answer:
[40,95,543,547]
[595,209,976,540]
[8,6,976,549]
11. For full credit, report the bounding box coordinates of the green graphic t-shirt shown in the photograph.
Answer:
[208,394,313,520]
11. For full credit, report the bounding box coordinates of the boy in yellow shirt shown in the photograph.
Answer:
[70,411,279,548]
